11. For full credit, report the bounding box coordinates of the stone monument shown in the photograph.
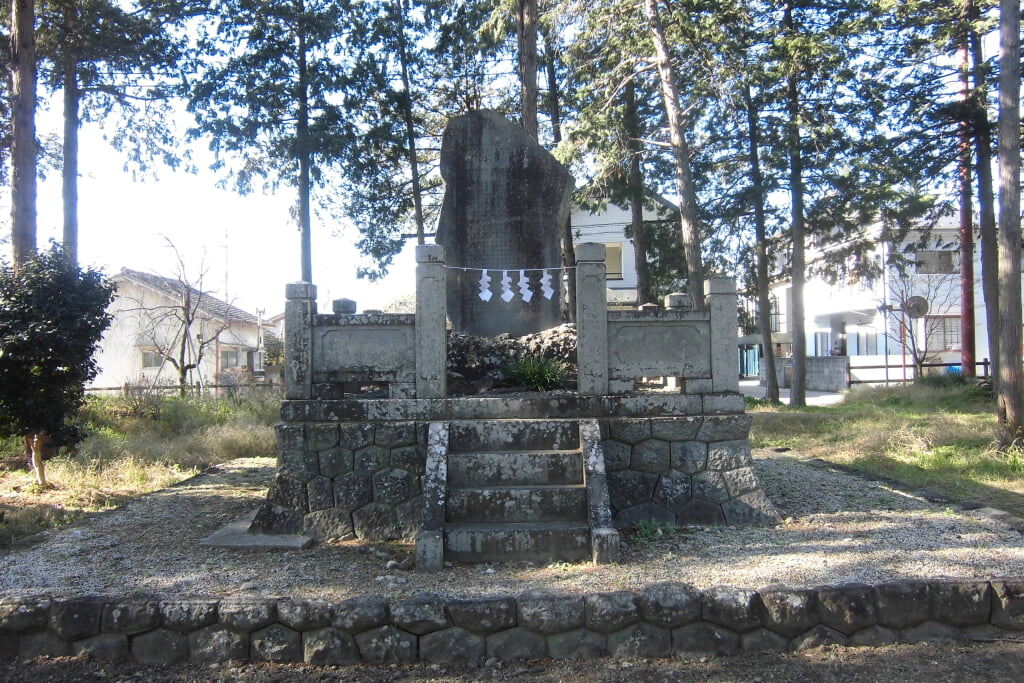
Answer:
[434,110,573,338]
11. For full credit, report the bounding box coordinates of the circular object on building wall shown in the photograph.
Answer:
[902,295,930,319]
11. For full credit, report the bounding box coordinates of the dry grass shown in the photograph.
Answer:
[0,393,278,545]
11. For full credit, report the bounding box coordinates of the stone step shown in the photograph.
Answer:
[447,419,579,453]
[446,485,588,524]
[447,451,584,487]
[444,522,592,563]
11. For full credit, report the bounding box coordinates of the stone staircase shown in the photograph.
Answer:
[417,418,619,569]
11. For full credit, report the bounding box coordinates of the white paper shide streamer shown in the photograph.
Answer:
[466,266,560,303]
[478,270,493,301]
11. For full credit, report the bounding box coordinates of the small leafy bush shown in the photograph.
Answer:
[632,519,679,542]
[502,356,568,392]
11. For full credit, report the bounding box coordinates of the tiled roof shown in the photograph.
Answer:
[114,268,259,325]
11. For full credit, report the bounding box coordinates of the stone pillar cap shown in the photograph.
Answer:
[417,244,445,263]
[575,242,606,262]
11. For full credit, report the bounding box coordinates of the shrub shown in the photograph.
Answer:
[502,356,568,391]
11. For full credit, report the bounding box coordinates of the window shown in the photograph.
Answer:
[220,348,244,369]
[916,250,957,274]
[926,316,961,351]
[604,243,623,280]
[813,332,831,357]
[141,350,163,369]
[850,331,878,356]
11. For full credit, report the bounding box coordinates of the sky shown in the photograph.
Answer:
[5,120,419,319]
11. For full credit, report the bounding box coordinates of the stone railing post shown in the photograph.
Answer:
[575,243,608,396]
[416,245,447,398]
[706,277,739,393]
[284,282,316,400]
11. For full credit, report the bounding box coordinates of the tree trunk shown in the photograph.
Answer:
[624,81,652,306]
[969,18,999,386]
[744,81,780,403]
[394,0,425,244]
[10,0,37,270]
[516,0,538,139]
[784,1,807,407]
[544,42,562,144]
[643,0,705,309]
[63,49,80,265]
[297,1,313,283]
[958,45,976,378]
[997,0,1022,446]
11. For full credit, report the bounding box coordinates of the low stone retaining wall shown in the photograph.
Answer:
[3,579,1022,665]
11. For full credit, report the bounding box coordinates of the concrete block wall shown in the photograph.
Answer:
[3,579,1022,665]
[769,357,849,392]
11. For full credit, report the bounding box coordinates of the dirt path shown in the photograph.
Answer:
[3,640,1023,681]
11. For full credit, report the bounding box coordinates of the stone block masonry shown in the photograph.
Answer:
[3,579,1022,664]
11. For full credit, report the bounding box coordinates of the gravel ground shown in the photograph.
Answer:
[2,449,1024,601]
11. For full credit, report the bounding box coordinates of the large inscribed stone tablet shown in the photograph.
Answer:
[435,110,573,337]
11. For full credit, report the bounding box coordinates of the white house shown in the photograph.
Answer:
[90,268,269,391]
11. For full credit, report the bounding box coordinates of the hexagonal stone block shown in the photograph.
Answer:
[740,628,789,652]
[334,475,372,511]
[929,580,991,627]
[707,440,752,470]
[20,632,71,659]
[696,415,752,442]
[319,447,353,478]
[303,627,359,666]
[759,587,818,638]
[372,468,420,505]
[131,628,187,665]
[352,503,400,540]
[691,471,730,504]
[355,625,417,663]
[672,622,739,656]
[723,491,781,525]
[306,423,339,451]
[677,498,725,525]
[875,581,929,629]
[188,624,248,664]
[546,628,605,660]
[277,600,331,630]
[332,596,390,633]
[101,601,159,635]
[651,418,702,441]
[338,423,375,450]
[307,476,335,511]
[391,595,449,635]
[608,470,658,510]
[74,633,128,661]
[420,627,485,665]
[218,600,277,632]
[374,422,417,448]
[0,596,50,632]
[159,600,217,632]
[602,440,632,471]
[50,597,103,640]
[653,470,692,513]
[517,592,585,635]
[390,445,425,475]
[354,445,389,475]
[585,592,638,634]
[608,419,651,444]
[304,508,355,541]
[448,598,517,635]
[637,582,701,628]
[991,579,1024,630]
[609,622,670,659]
[722,467,759,498]
[702,586,762,633]
[486,627,546,661]
[251,623,302,663]
[631,439,671,473]
[817,584,876,635]
[671,442,708,474]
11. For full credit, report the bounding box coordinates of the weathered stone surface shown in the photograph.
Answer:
[608,470,658,510]
[602,441,632,471]
[739,628,788,653]
[390,445,425,476]
[817,585,876,635]
[901,620,962,643]
[188,624,248,664]
[73,633,128,661]
[722,467,759,498]
[372,468,420,505]
[585,592,638,634]
[671,442,708,474]
[0,596,50,632]
[614,502,675,529]
[608,419,651,445]
[273,473,310,514]
[355,625,418,663]
[0,634,16,659]
[929,580,990,627]
[420,627,485,665]
[486,627,547,661]
[517,592,584,634]
[101,601,159,635]
[318,447,354,478]
[131,628,187,665]
[396,495,424,540]
[352,503,401,540]
[435,110,572,337]
[707,441,752,470]
[306,423,339,451]
[875,582,929,629]
[338,423,375,450]
[691,471,730,504]
[375,423,417,448]
[333,596,390,633]
[159,600,217,632]
[307,476,335,511]
[608,622,671,659]
[448,598,517,634]
[637,582,701,628]
[652,470,692,514]
[672,622,740,656]
[696,415,752,442]
[277,600,331,631]
[678,498,726,525]
[334,475,373,511]
[249,501,303,535]
[723,491,781,525]
[759,587,818,638]
[702,586,762,632]
[276,423,306,453]
[50,597,103,640]
[20,631,72,659]
[303,627,360,666]
[651,418,702,441]
[354,445,390,476]
[546,628,606,660]
[991,579,1024,630]
[219,600,277,633]
[850,625,898,647]
[791,625,849,650]
[392,595,449,635]
[631,439,671,473]
[251,624,302,663]
[304,508,355,540]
